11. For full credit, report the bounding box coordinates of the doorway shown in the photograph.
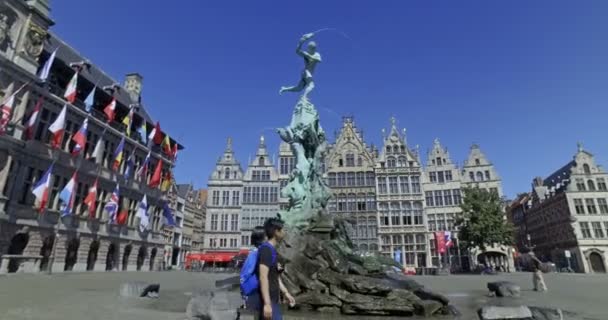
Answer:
[589,252,606,273]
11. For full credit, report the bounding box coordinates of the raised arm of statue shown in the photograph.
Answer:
[296,33,315,58]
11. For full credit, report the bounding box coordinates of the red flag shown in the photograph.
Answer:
[63,72,78,103]
[116,209,128,225]
[83,179,98,218]
[152,122,162,145]
[149,160,162,188]
[434,231,446,254]
[25,97,43,140]
[103,97,116,122]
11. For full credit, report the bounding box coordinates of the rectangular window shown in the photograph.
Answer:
[586,198,597,214]
[434,190,443,207]
[576,179,586,191]
[211,214,218,230]
[222,191,230,206]
[366,172,375,186]
[574,199,585,214]
[597,198,608,214]
[212,191,220,206]
[231,214,239,231]
[389,177,399,194]
[445,170,453,181]
[221,214,228,231]
[598,178,607,191]
[338,173,346,186]
[399,176,409,194]
[232,191,240,206]
[270,187,278,202]
[356,172,365,186]
[453,189,462,204]
[485,170,491,180]
[437,171,445,183]
[243,187,251,203]
[328,173,336,186]
[429,172,437,183]
[391,213,400,226]
[357,199,366,211]
[444,189,453,206]
[592,222,605,238]
[346,154,355,167]
[378,177,387,194]
[425,191,434,207]
[411,176,421,193]
[580,222,592,238]
[413,203,423,225]
[347,172,356,186]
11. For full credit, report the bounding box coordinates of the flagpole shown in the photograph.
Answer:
[46,148,61,275]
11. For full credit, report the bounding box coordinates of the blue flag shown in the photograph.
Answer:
[84,87,95,113]
[162,200,176,227]
[124,150,135,180]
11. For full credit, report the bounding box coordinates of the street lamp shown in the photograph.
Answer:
[526,234,531,248]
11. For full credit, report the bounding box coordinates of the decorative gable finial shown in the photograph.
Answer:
[577,141,583,153]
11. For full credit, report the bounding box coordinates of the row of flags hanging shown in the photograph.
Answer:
[1,47,178,230]
[434,231,454,254]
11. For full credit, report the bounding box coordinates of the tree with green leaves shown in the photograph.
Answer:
[456,187,513,252]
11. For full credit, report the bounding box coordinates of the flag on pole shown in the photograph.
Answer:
[136,194,149,232]
[161,170,172,192]
[103,97,116,122]
[124,150,135,180]
[112,137,125,171]
[88,138,104,161]
[434,231,446,254]
[149,159,162,188]
[104,184,120,223]
[116,209,128,225]
[25,96,43,140]
[32,164,54,213]
[147,122,157,147]
[59,171,77,216]
[138,122,147,145]
[161,135,172,155]
[38,48,57,82]
[0,87,16,135]
[122,106,134,136]
[48,105,67,148]
[136,152,150,180]
[83,179,98,218]
[84,87,95,113]
[162,200,176,227]
[71,118,88,156]
[152,122,162,145]
[63,72,78,103]
[172,143,178,162]
[444,231,453,248]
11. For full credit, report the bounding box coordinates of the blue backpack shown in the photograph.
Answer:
[240,242,277,296]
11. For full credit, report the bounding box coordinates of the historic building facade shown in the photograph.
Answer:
[514,144,608,273]
[203,138,243,253]
[375,118,427,267]
[176,184,205,252]
[0,0,181,273]
[423,139,463,267]
[277,141,295,211]
[325,117,379,252]
[240,136,280,247]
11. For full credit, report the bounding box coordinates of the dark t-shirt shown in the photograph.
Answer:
[257,243,279,304]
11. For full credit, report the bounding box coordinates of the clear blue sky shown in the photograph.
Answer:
[51,1,608,198]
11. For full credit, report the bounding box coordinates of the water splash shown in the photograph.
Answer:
[312,27,353,42]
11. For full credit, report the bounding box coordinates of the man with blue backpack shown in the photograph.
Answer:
[240,217,295,319]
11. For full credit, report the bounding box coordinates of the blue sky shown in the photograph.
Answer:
[51,1,608,198]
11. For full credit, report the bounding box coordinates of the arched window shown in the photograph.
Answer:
[469,172,475,181]
[476,172,484,181]
[387,157,396,168]
[583,164,591,175]
[259,156,265,166]
[588,180,596,191]
[400,146,406,153]
[386,146,392,153]
[224,168,230,179]
[393,144,399,153]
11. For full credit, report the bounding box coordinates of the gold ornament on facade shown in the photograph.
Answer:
[23,23,46,59]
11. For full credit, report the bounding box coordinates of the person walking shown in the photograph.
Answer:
[257,217,295,320]
[530,252,547,292]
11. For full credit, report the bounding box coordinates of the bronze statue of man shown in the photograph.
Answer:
[279,33,322,98]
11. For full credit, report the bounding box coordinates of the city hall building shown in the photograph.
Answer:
[0,0,183,273]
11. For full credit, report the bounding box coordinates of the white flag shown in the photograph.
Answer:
[38,49,57,82]
[136,194,149,232]
[89,138,104,162]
